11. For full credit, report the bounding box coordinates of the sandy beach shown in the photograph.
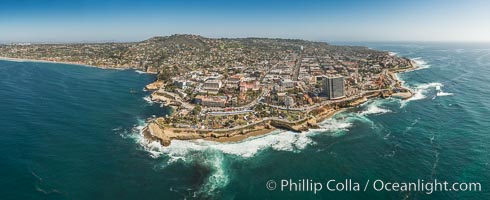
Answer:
[0,56,98,68]
[0,56,134,70]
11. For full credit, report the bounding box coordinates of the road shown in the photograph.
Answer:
[182,116,308,132]
[292,48,304,81]
[203,88,269,113]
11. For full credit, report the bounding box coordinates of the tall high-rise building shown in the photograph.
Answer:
[323,76,345,99]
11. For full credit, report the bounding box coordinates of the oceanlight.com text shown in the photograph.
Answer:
[265,179,482,194]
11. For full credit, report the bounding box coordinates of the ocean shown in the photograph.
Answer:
[0,43,489,199]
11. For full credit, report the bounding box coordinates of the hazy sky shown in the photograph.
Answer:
[1,0,490,42]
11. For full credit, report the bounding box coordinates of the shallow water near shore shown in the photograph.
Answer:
[1,42,490,199]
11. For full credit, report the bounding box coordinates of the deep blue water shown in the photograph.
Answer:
[1,43,490,199]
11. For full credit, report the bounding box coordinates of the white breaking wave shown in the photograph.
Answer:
[404,82,441,102]
[310,117,353,137]
[135,70,149,74]
[388,52,398,56]
[436,91,454,96]
[132,113,362,160]
[411,57,431,70]
[417,82,443,90]
[316,118,352,132]
[144,130,314,159]
[130,114,360,166]
[403,82,453,104]
[434,84,454,97]
[142,95,153,104]
[409,90,427,101]
[359,101,391,115]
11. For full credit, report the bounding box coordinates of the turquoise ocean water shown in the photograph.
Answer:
[0,43,489,199]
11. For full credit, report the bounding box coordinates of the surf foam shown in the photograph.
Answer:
[411,57,431,71]
[401,82,453,107]
[405,82,442,102]
[143,95,153,104]
[359,101,391,115]
[123,97,398,195]
[436,91,454,96]
[135,70,149,74]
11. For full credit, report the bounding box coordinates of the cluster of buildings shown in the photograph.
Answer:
[0,35,412,131]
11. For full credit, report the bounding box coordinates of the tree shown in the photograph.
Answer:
[158,67,173,82]
[192,105,202,115]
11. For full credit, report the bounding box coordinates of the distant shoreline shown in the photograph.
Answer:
[0,57,161,76]
[0,56,100,68]
[0,56,144,72]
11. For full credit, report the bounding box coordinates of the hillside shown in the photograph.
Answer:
[0,35,395,75]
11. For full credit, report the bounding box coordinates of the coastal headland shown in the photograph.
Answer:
[0,34,417,146]
[142,73,414,146]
